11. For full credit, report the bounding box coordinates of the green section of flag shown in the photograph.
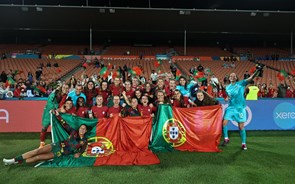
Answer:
[149,104,176,152]
[51,113,98,142]
[7,76,15,85]
[39,113,98,167]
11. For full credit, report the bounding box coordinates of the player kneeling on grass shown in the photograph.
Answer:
[3,110,89,165]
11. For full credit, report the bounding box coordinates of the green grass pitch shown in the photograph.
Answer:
[1,131,295,184]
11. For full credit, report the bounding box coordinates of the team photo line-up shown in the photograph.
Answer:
[0,62,280,166]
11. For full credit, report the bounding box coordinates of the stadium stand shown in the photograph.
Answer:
[40,44,104,55]
[0,58,81,81]
[174,46,233,56]
[104,45,170,56]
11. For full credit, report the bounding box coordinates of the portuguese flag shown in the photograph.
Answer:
[39,114,159,167]
[149,104,222,152]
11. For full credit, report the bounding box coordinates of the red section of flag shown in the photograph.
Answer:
[249,66,256,74]
[172,105,222,152]
[94,115,160,165]
[132,66,142,76]
[153,61,160,68]
[277,73,285,81]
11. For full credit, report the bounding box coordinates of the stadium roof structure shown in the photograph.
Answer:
[0,2,294,44]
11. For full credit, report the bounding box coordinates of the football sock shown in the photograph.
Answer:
[240,129,247,144]
[222,125,229,139]
[15,155,25,164]
[40,131,47,142]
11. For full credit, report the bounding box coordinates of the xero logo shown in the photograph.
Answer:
[273,102,295,129]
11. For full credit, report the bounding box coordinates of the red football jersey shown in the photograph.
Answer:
[91,106,108,119]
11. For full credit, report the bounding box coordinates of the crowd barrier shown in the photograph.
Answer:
[0,99,294,132]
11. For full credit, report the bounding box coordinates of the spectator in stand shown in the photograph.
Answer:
[286,85,293,98]
[13,83,22,98]
[171,89,190,108]
[277,80,287,98]
[230,62,236,68]
[257,84,263,98]
[80,74,88,86]
[84,80,98,107]
[39,63,44,69]
[107,95,122,118]
[222,61,229,68]
[25,80,34,97]
[27,72,33,84]
[192,90,219,107]
[94,58,100,68]
[35,67,43,81]
[90,95,108,119]
[267,83,276,98]
[260,83,268,97]
[100,60,105,69]
[150,70,158,85]
[0,82,9,100]
[75,97,89,118]
[170,64,177,77]
[189,66,196,75]
[46,62,51,68]
[197,64,204,72]
[1,53,7,60]
[67,84,86,106]
[69,75,77,88]
[0,71,7,83]
[139,75,146,85]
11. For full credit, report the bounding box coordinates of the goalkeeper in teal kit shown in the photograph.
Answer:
[222,68,261,150]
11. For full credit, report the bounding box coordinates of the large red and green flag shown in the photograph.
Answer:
[39,114,159,167]
[149,104,222,152]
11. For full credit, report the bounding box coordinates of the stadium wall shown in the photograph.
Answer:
[0,99,294,132]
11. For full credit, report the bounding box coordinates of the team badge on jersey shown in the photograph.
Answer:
[162,118,186,147]
[83,137,115,157]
